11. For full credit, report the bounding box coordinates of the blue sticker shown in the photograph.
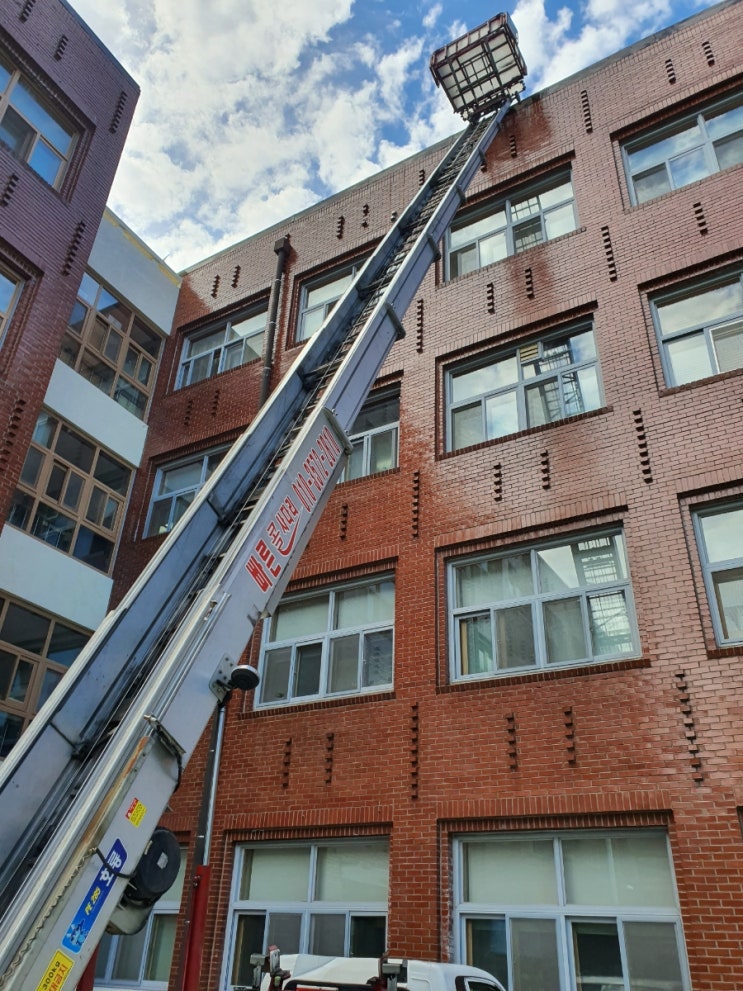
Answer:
[61,839,127,954]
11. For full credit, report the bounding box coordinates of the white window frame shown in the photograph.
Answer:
[341,389,400,481]
[623,91,743,206]
[449,530,638,681]
[445,323,602,452]
[650,271,743,387]
[144,447,228,537]
[693,501,743,646]
[0,51,76,187]
[453,831,690,991]
[94,850,186,989]
[0,265,21,350]
[225,840,389,990]
[177,307,267,389]
[297,262,364,342]
[445,171,577,280]
[257,575,395,707]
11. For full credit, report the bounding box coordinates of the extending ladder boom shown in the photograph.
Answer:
[0,91,517,991]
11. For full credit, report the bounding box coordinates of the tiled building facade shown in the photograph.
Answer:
[2,1,743,990]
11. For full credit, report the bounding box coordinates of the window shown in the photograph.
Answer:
[446,324,601,451]
[651,272,743,387]
[455,831,688,991]
[0,267,21,349]
[228,841,388,987]
[446,172,577,279]
[342,390,399,480]
[450,531,636,679]
[297,263,363,341]
[59,272,163,420]
[259,576,394,705]
[0,596,89,757]
[95,849,186,989]
[694,502,743,645]
[624,92,743,205]
[145,448,228,537]
[7,412,132,573]
[0,51,76,187]
[177,308,267,388]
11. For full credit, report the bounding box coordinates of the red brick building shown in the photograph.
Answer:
[3,1,743,990]
[101,2,743,988]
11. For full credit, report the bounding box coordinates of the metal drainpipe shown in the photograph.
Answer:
[260,235,291,408]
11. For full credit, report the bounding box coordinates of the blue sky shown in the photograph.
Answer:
[67,0,718,272]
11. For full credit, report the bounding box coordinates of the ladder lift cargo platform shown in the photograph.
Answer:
[0,14,526,991]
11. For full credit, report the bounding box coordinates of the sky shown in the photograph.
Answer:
[66,0,719,273]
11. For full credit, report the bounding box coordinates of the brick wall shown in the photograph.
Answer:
[115,1,743,987]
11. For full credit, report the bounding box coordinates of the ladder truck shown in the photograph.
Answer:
[0,15,526,991]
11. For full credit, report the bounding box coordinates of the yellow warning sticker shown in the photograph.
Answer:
[36,950,74,991]
[125,797,147,826]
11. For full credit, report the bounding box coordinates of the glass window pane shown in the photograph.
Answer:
[310,914,345,955]
[452,403,484,449]
[526,378,561,427]
[572,920,622,991]
[624,921,684,991]
[11,80,73,154]
[667,145,709,188]
[31,505,75,552]
[699,506,743,562]
[564,366,600,416]
[267,913,302,953]
[452,357,519,403]
[260,646,292,702]
[544,201,576,239]
[657,281,743,335]
[451,211,506,251]
[539,179,573,208]
[112,927,147,981]
[459,614,494,675]
[612,834,676,907]
[47,624,88,666]
[466,918,508,988]
[496,604,536,669]
[32,414,57,448]
[240,847,310,900]
[143,914,176,982]
[369,429,396,474]
[713,568,743,640]
[94,451,130,495]
[55,426,94,473]
[564,837,613,905]
[231,915,266,985]
[294,642,322,697]
[19,446,43,488]
[634,165,671,203]
[479,230,508,267]
[317,843,389,902]
[544,597,587,663]
[712,319,743,373]
[456,555,534,607]
[464,839,558,905]
[362,629,393,686]
[666,331,713,385]
[589,592,634,657]
[538,544,582,591]
[714,132,743,170]
[306,272,353,309]
[485,390,518,438]
[72,527,114,572]
[272,596,328,641]
[0,711,24,758]
[328,635,359,693]
[511,917,561,991]
[350,916,386,958]
[335,581,394,628]
[513,216,543,252]
[450,244,479,279]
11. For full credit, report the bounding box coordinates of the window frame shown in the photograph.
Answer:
[7,412,133,574]
[257,575,395,707]
[692,501,743,646]
[0,265,22,351]
[296,262,364,342]
[622,90,743,206]
[225,839,389,988]
[445,321,602,452]
[0,50,77,188]
[144,446,229,538]
[341,388,400,481]
[0,596,90,757]
[649,270,743,388]
[445,170,577,281]
[94,848,186,989]
[453,830,690,991]
[60,272,163,420]
[176,306,267,389]
[448,529,639,682]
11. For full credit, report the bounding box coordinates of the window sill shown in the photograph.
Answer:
[442,226,586,286]
[440,655,650,693]
[705,643,743,660]
[170,356,262,396]
[439,404,612,460]
[241,688,395,719]
[658,365,742,396]
[338,467,400,487]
